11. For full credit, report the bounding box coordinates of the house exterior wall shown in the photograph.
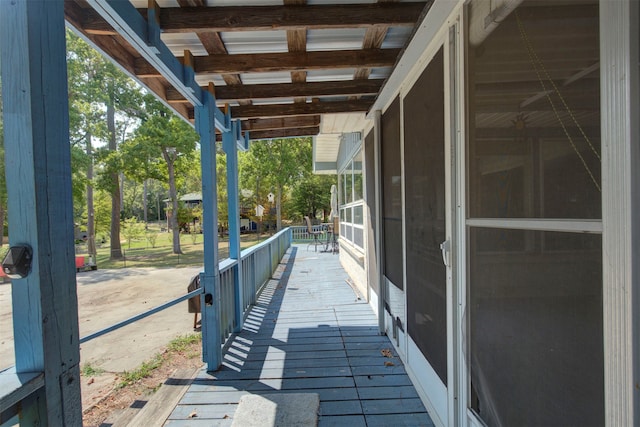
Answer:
[344,0,639,425]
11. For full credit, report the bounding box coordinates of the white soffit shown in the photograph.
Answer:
[321,113,368,134]
[314,134,341,162]
[314,113,369,166]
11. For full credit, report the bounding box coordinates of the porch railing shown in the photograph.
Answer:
[0,227,292,425]
[219,227,291,342]
[290,223,330,241]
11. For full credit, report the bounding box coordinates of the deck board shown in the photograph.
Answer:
[166,245,433,426]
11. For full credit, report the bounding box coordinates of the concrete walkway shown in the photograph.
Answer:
[165,245,434,426]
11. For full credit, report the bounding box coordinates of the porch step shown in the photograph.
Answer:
[112,367,199,427]
[231,393,320,427]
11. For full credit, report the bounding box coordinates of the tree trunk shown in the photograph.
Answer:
[0,203,5,247]
[108,100,123,259]
[276,185,282,231]
[143,179,148,228]
[86,132,97,258]
[165,150,182,254]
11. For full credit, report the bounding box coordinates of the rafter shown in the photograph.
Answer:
[194,30,249,104]
[82,3,426,34]
[230,99,374,119]
[135,49,400,76]
[285,0,308,104]
[247,127,320,140]
[242,116,321,131]
[165,79,384,103]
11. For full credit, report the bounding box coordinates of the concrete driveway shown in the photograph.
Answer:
[0,265,203,373]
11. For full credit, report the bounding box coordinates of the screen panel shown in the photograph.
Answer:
[381,97,404,290]
[466,3,603,424]
[404,48,447,383]
[469,228,603,426]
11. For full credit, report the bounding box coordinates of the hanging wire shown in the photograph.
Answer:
[514,10,601,193]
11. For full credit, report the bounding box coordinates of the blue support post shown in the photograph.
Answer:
[195,92,222,370]
[223,121,244,332]
[0,0,82,423]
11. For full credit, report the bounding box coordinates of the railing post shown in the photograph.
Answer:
[223,120,244,332]
[196,91,221,370]
[1,0,82,423]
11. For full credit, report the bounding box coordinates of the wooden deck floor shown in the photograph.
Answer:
[165,245,434,426]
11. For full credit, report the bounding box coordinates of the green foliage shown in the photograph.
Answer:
[92,189,113,237]
[290,174,335,220]
[121,94,199,185]
[116,333,202,388]
[81,363,105,377]
[122,217,145,248]
[167,333,202,353]
[216,152,228,222]
[146,231,159,248]
[118,353,164,388]
[66,30,145,257]
[239,137,312,227]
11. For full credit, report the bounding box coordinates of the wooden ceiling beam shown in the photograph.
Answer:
[216,127,319,141]
[242,116,321,131]
[135,48,400,76]
[285,0,308,104]
[165,79,385,103]
[82,3,426,34]
[230,99,373,119]
[247,127,320,140]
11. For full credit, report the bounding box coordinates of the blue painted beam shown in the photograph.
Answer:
[223,121,244,332]
[196,92,222,370]
[87,0,228,131]
[0,0,82,423]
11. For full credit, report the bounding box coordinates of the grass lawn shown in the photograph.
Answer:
[81,231,268,270]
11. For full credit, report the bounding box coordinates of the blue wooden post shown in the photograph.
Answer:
[195,92,222,370]
[222,121,244,332]
[0,0,82,424]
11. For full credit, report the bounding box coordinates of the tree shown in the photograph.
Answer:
[121,217,145,249]
[121,96,198,254]
[239,137,312,231]
[66,30,144,260]
[290,174,334,221]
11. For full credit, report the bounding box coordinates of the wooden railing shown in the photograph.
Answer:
[0,228,293,425]
[290,224,330,241]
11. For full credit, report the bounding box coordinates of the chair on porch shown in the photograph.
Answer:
[304,216,324,252]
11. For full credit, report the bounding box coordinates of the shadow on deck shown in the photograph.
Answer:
[165,245,434,426]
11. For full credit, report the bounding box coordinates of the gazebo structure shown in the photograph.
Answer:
[1,0,639,426]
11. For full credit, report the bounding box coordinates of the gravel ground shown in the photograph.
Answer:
[0,265,204,409]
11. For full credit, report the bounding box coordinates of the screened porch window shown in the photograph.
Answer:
[466,1,603,425]
[339,149,364,250]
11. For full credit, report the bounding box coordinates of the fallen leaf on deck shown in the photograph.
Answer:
[384,361,395,366]
[188,411,198,418]
[381,348,393,358]
[223,415,230,419]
